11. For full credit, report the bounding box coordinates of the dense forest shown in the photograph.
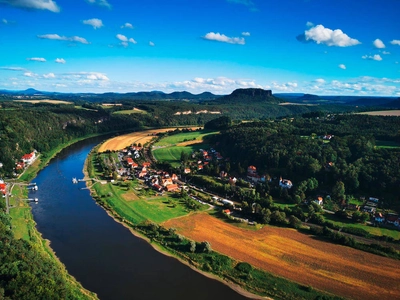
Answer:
[211,114,400,209]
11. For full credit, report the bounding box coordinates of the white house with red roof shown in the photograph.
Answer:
[21,151,36,164]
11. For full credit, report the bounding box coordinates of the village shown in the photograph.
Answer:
[98,140,400,231]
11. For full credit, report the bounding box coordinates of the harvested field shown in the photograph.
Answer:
[98,128,178,152]
[357,110,400,116]
[15,99,72,105]
[164,213,400,300]
[113,108,147,114]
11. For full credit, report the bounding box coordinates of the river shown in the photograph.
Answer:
[29,137,247,300]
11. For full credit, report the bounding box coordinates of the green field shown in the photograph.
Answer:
[152,130,218,166]
[323,213,400,239]
[153,146,203,167]
[375,140,400,149]
[154,130,217,147]
[93,181,198,224]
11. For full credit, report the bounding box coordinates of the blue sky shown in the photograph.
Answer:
[0,0,400,95]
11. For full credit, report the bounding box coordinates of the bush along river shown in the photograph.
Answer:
[29,137,247,300]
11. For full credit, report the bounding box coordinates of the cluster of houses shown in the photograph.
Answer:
[119,146,182,193]
[374,212,400,227]
[247,165,293,189]
[15,151,37,173]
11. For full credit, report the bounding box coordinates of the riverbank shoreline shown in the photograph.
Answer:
[82,145,269,300]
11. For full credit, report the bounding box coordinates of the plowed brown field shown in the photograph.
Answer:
[164,213,400,300]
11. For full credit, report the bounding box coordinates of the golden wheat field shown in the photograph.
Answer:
[15,99,73,104]
[357,110,400,116]
[163,213,400,300]
[98,128,178,152]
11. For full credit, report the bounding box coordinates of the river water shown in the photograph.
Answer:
[29,137,247,300]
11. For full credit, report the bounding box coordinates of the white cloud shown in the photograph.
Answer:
[242,32,250,36]
[362,54,383,61]
[265,81,298,92]
[391,40,400,46]
[121,22,133,29]
[62,72,109,81]
[315,78,326,84]
[85,0,111,8]
[203,32,245,45]
[23,72,37,77]
[37,34,89,44]
[116,34,136,47]
[168,76,262,93]
[338,64,346,70]
[0,0,60,12]
[149,41,155,47]
[303,24,361,47]
[43,73,55,79]
[373,39,385,49]
[2,19,7,24]
[83,18,103,29]
[306,21,314,27]
[27,57,46,62]
[55,58,66,64]
[382,51,390,55]
[116,34,128,42]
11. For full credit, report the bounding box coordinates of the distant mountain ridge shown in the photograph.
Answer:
[0,89,220,101]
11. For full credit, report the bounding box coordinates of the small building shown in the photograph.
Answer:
[21,152,36,164]
[279,178,293,189]
[125,157,134,165]
[171,174,178,181]
[153,184,163,192]
[374,212,385,223]
[369,197,379,203]
[314,197,323,206]
[184,168,191,174]
[0,182,6,196]
[247,165,257,175]
[166,184,179,192]
[142,162,151,168]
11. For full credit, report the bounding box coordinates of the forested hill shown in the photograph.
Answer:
[214,88,280,104]
[0,105,145,177]
[213,114,400,209]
